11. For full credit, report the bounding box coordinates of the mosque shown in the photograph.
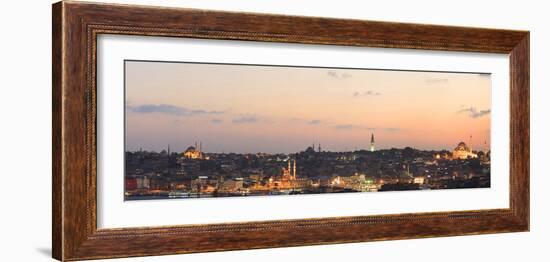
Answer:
[281,159,297,181]
[182,141,204,159]
[262,159,311,190]
[451,136,478,160]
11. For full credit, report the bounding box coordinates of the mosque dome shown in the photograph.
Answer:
[455,142,468,151]
[182,142,203,159]
[452,141,477,160]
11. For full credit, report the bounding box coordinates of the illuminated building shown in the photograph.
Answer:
[261,159,312,190]
[331,176,343,186]
[370,133,375,152]
[183,141,204,159]
[219,178,244,192]
[413,176,425,184]
[282,159,297,181]
[452,139,478,160]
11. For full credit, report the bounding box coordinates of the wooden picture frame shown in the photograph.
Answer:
[52,1,529,261]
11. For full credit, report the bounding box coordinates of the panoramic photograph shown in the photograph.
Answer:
[124,60,491,201]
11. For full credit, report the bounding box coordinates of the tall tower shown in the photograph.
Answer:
[293,160,297,179]
[370,133,375,152]
[469,135,473,153]
[318,143,321,152]
[288,160,291,174]
[167,144,170,156]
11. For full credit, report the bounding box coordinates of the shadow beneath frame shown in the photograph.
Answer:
[36,247,52,258]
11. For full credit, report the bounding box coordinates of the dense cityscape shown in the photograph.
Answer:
[125,134,491,200]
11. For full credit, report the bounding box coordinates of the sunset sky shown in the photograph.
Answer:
[125,61,491,154]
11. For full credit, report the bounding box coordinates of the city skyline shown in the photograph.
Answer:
[125,135,486,155]
[125,61,491,154]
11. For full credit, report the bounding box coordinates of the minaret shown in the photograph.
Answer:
[370,133,375,152]
[167,144,170,156]
[293,159,297,179]
[469,135,473,153]
[288,160,291,175]
[318,143,321,152]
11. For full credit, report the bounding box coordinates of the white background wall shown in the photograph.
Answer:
[0,0,546,261]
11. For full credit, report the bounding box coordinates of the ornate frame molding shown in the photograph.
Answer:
[53,1,529,261]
